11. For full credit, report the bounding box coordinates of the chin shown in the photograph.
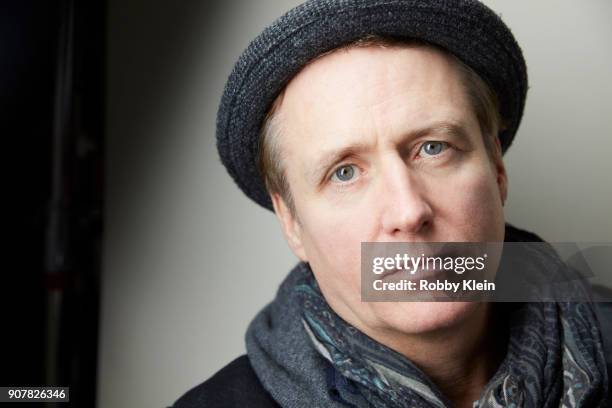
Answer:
[374,301,481,335]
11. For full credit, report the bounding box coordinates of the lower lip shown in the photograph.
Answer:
[382,267,448,282]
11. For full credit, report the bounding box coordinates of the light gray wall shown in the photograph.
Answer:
[98,1,612,407]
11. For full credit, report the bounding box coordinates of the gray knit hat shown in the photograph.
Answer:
[217,0,528,210]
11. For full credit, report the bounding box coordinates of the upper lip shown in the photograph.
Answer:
[377,250,458,280]
[380,268,403,280]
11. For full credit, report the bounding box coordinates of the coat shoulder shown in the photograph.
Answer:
[592,286,612,364]
[172,355,280,408]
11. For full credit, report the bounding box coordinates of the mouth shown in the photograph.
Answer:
[381,267,449,282]
[378,250,461,281]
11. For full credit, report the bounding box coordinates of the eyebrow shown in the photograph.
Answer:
[306,121,471,184]
[306,143,371,184]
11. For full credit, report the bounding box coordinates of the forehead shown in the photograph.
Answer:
[290,44,456,97]
[274,44,478,174]
[278,45,470,133]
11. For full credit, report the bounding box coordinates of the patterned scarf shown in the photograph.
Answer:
[246,226,609,407]
[297,266,609,407]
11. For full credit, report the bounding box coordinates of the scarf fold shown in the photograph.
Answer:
[246,227,609,407]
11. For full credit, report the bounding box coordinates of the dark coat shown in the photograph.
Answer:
[172,355,279,408]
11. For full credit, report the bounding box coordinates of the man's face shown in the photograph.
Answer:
[271,46,507,338]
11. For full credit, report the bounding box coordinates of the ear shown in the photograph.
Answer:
[270,192,308,261]
[492,137,508,205]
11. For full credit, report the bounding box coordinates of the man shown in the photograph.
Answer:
[174,1,611,407]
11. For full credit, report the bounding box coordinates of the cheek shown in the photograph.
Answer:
[298,205,366,298]
[439,163,504,239]
[303,210,361,271]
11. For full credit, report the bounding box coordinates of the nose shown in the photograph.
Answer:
[380,157,433,237]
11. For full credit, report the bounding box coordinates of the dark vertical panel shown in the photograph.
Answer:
[1,1,105,406]
[1,0,60,390]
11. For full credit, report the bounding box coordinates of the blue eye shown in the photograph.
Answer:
[331,164,358,182]
[420,141,447,156]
